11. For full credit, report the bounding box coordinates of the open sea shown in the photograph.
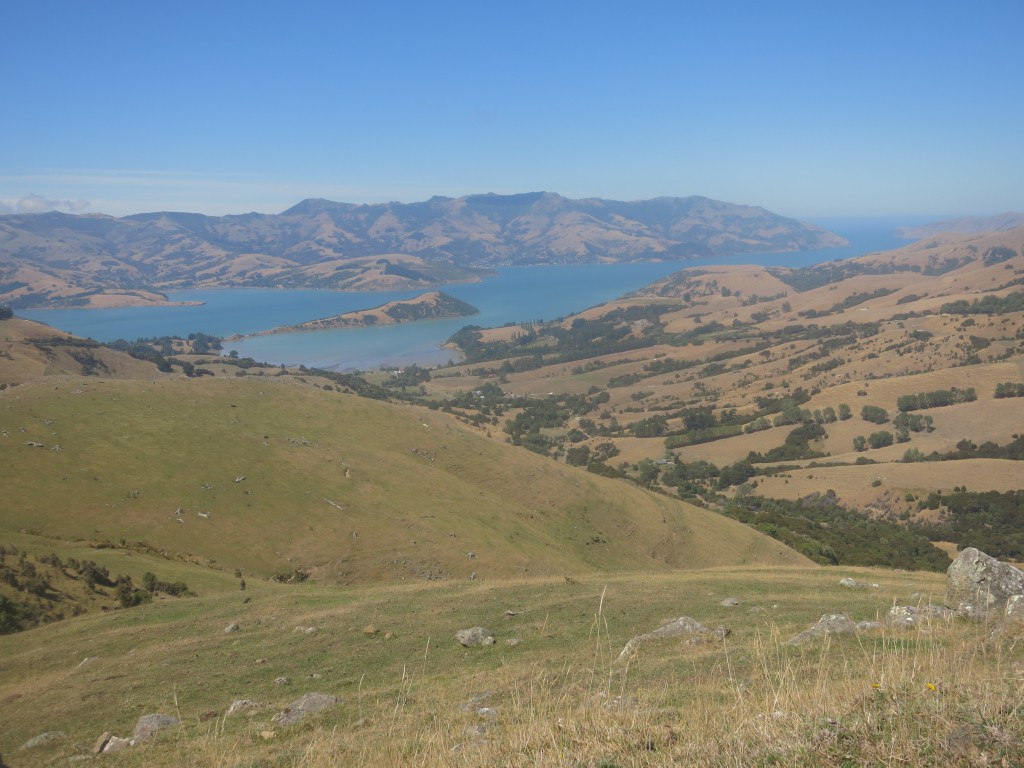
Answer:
[18,217,920,371]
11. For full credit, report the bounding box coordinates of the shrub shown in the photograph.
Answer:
[860,405,889,424]
[995,382,1024,398]
[868,431,894,449]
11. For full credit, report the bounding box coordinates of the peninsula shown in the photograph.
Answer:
[240,291,478,337]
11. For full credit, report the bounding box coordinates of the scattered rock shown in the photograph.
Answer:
[720,597,740,607]
[20,731,67,750]
[856,620,881,631]
[363,624,379,637]
[226,699,263,717]
[133,713,181,744]
[271,692,338,726]
[839,577,880,588]
[617,617,730,662]
[294,625,318,635]
[274,677,290,686]
[456,627,495,647]
[788,614,858,645]
[225,622,239,633]
[102,736,132,754]
[459,693,494,714]
[506,637,521,646]
[92,732,113,755]
[884,605,956,628]
[946,547,1024,619]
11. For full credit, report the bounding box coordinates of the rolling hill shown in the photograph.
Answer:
[1,224,1024,768]
[428,227,1024,557]
[0,373,810,584]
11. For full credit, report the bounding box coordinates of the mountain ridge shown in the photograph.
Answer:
[898,212,1024,238]
[0,193,846,308]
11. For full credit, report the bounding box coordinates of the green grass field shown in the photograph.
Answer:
[3,555,1021,767]
[0,376,810,583]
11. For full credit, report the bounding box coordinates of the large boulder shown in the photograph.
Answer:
[946,547,1024,619]
[617,616,729,662]
[19,731,67,750]
[456,627,495,647]
[884,604,956,629]
[788,614,858,645]
[272,692,338,726]
[133,713,181,744]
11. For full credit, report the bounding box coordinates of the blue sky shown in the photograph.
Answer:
[2,1,1022,219]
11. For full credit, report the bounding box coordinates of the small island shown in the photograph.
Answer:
[246,291,479,337]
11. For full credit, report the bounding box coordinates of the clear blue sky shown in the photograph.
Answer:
[2,1,1022,219]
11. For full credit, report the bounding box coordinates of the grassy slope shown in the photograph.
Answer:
[431,230,1024,516]
[3,556,1021,767]
[2,233,1024,765]
[0,318,161,385]
[0,375,810,582]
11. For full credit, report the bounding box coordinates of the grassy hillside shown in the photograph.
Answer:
[2,230,1024,766]
[0,375,810,585]
[431,230,1024,523]
[2,557,1021,767]
[0,317,161,385]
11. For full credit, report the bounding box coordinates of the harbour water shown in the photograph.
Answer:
[18,218,916,370]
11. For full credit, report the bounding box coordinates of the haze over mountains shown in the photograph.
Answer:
[898,211,1024,239]
[0,193,846,308]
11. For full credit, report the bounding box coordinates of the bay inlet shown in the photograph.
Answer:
[18,219,914,371]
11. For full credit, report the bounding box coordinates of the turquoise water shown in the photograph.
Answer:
[18,219,914,370]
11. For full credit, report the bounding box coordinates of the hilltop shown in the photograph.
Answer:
[0,193,845,308]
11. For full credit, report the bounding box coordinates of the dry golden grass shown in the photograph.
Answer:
[752,459,1024,512]
[0,318,163,385]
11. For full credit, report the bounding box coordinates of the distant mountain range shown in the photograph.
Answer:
[0,192,847,308]
[898,212,1024,239]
